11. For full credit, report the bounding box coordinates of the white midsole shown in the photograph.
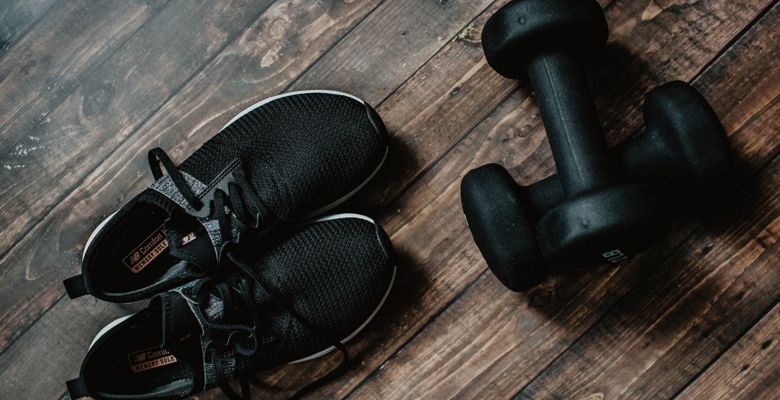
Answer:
[221,89,365,129]
[90,213,396,365]
[83,211,117,260]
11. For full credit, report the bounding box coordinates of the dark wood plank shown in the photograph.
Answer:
[0,1,776,400]
[365,0,771,211]
[510,6,780,397]
[0,1,498,398]
[351,87,780,400]
[0,0,497,266]
[339,1,780,399]
[0,0,167,246]
[0,0,500,362]
[0,0,267,255]
[0,299,140,400]
[0,0,58,56]
[365,0,515,205]
[0,0,274,353]
[514,169,779,399]
[676,303,780,400]
[286,0,495,105]
[0,2,496,356]
[272,0,779,397]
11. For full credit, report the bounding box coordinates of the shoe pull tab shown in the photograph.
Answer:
[63,275,89,299]
[66,377,88,399]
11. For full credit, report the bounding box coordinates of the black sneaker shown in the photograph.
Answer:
[66,214,396,400]
[63,90,389,302]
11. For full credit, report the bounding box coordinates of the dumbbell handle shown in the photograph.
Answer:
[523,137,641,217]
[527,51,616,197]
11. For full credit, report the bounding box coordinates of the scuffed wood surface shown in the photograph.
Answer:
[0,1,777,399]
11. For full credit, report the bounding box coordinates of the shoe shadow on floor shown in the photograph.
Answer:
[347,133,420,213]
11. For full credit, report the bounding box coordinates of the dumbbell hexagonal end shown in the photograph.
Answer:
[642,81,732,185]
[461,164,549,291]
[482,0,608,79]
[536,184,671,267]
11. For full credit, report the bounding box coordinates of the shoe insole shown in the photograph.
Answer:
[85,310,199,397]
[90,203,177,294]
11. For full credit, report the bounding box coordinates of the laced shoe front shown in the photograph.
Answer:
[66,214,396,400]
[63,91,389,302]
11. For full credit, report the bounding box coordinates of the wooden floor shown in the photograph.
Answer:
[0,0,778,399]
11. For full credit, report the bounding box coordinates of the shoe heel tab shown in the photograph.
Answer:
[66,377,88,399]
[63,275,89,299]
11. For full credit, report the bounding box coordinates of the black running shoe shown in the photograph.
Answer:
[63,91,388,302]
[66,214,396,400]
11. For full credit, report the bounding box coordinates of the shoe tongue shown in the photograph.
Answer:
[155,290,202,349]
[137,187,217,269]
[151,290,207,395]
[157,283,239,389]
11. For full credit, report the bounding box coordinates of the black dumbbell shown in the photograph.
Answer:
[460,0,731,292]
[462,82,730,291]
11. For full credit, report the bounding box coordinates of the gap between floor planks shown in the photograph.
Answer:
[0,0,776,398]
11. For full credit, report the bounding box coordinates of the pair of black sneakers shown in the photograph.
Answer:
[63,91,397,400]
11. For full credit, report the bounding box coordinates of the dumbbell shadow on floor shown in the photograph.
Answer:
[460,0,732,292]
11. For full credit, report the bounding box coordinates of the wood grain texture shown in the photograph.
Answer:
[0,299,140,399]
[0,0,777,399]
[0,0,58,54]
[515,162,780,400]
[0,0,275,354]
[0,0,499,398]
[346,2,780,399]
[0,0,267,253]
[0,0,167,250]
[0,1,505,363]
[369,0,773,209]
[676,302,780,400]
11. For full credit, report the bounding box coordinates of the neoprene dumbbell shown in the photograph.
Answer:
[460,0,731,292]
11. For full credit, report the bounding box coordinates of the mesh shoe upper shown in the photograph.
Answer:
[64,91,388,302]
[181,92,387,219]
[68,215,395,400]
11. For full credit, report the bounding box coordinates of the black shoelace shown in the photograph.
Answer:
[148,148,270,255]
[148,148,350,398]
[190,251,350,400]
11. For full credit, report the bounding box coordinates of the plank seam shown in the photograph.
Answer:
[343,1,780,397]
[341,270,487,399]
[0,292,66,370]
[0,0,174,262]
[2,0,777,396]
[0,0,275,265]
[688,0,779,84]
[0,0,387,265]
[508,113,780,400]
[0,0,173,139]
[1,0,498,373]
[669,298,780,399]
[0,0,279,359]
[369,1,500,107]
[0,0,61,64]
[280,0,388,93]
[1,0,499,391]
